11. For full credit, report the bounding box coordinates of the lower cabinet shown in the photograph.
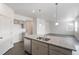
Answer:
[24,38,72,55]
[32,40,48,55]
[49,49,62,55]
[49,45,72,55]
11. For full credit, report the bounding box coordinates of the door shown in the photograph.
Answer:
[24,21,33,35]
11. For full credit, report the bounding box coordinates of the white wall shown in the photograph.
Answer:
[0,4,25,54]
[36,18,51,35]
[74,18,79,40]
[0,3,15,40]
[36,18,74,35]
[48,20,74,35]
[37,18,46,35]
[0,4,23,43]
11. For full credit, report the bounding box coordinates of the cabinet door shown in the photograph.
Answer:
[24,38,31,54]
[32,41,39,55]
[32,40,48,55]
[38,45,48,55]
[49,45,72,55]
[49,49,62,55]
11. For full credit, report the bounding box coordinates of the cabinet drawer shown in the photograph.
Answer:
[49,45,72,55]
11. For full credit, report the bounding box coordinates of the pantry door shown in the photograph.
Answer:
[24,21,33,35]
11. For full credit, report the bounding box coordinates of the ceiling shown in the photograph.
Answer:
[5,3,79,22]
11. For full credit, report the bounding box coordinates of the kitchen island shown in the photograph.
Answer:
[24,34,76,55]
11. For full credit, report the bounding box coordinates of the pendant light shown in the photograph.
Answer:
[55,3,59,26]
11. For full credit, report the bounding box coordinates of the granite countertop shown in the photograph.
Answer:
[24,34,76,51]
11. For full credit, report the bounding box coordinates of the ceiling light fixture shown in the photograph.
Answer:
[55,3,59,26]
[37,8,42,18]
[55,22,59,26]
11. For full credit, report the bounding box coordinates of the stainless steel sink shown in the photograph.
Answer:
[36,37,50,41]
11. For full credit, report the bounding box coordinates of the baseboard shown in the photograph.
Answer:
[13,40,23,44]
[3,44,14,55]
